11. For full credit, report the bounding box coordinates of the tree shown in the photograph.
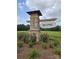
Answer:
[17,24,30,31]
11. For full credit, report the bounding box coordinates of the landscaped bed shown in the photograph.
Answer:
[17,31,61,59]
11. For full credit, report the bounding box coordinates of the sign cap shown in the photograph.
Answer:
[27,10,42,16]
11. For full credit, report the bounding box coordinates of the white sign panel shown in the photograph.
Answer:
[40,21,56,28]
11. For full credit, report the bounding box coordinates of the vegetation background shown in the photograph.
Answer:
[17,24,61,31]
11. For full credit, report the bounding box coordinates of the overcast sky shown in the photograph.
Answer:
[17,0,61,25]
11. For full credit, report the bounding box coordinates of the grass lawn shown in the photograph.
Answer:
[17,31,61,38]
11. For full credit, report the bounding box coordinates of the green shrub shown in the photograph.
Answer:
[41,42,48,49]
[28,49,40,59]
[17,47,20,53]
[49,41,54,48]
[17,41,23,48]
[28,41,34,48]
[40,33,49,42]
[24,33,29,43]
[29,34,36,43]
[53,47,61,56]
[17,33,25,41]
[28,33,37,48]
[17,32,30,43]
[53,39,60,47]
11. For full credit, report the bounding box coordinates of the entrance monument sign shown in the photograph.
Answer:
[27,10,42,42]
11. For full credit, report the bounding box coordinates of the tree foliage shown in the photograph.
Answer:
[17,24,30,31]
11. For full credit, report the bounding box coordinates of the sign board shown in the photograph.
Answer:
[40,21,56,28]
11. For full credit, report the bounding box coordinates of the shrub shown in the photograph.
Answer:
[49,41,54,48]
[40,33,49,42]
[28,41,34,48]
[28,49,40,59]
[24,33,29,43]
[29,34,36,43]
[53,39,60,47]
[17,47,20,53]
[53,47,61,56]
[17,41,23,48]
[17,32,26,41]
[41,42,48,49]
[17,32,30,43]
[28,33,37,48]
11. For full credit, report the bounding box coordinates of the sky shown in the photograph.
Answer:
[17,0,61,25]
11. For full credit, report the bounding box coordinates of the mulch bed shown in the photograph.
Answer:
[17,43,60,59]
